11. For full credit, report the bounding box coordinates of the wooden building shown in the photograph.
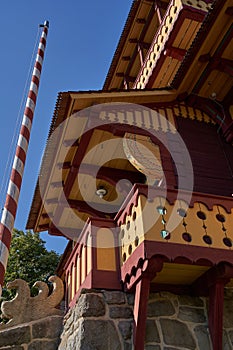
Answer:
[27,0,233,348]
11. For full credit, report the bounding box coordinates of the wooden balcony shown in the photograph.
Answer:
[62,183,233,349]
[115,184,233,350]
[64,183,233,307]
[116,184,233,292]
[64,217,120,308]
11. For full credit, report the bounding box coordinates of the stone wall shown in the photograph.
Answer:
[146,292,211,350]
[1,289,233,349]
[0,316,63,350]
[58,289,214,350]
[223,289,233,349]
[58,289,133,350]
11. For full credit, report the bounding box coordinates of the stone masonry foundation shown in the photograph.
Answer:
[59,289,233,349]
[0,316,63,350]
[58,289,213,350]
[1,289,233,349]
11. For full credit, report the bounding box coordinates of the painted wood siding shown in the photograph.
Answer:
[176,118,233,197]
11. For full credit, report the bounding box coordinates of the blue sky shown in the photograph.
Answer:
[0,1,132,253]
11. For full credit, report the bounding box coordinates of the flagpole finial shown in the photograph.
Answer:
[39,20,49,28]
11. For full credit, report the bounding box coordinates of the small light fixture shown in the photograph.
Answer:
[210,92,217,100]
[161,229,170,239]
[95,186,107,199]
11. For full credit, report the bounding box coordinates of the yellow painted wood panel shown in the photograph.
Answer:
[71,265,76,300]
[172,18,191,47]
[158,58,180,87]
[87,244,92,275]
[76,256,81,291]
[96,228,116,271]
[153,56,172,87]
[154,263,209,285]
[81,246,87,283]
[180,21,200,50]
[120,194,233,265]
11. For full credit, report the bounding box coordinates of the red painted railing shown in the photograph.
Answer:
[63,217,120,308]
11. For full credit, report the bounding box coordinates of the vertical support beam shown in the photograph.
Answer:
[64,274,69,312]
[138,43,145,66]
[192,263,233,350]
[208,280,225,350]
[67,269,71,308]
[133,257,163,349]
[155,1,162,23]
[74,262,77,301]
[134,276,151,350]
[91,223,97,272]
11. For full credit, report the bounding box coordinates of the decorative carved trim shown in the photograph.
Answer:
[0,276,64,329]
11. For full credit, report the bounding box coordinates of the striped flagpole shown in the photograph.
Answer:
[0,21,49,296]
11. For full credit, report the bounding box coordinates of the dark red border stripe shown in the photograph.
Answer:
[10,168,22,190]
[20,125,30,143]
[0,263,6,285]
[0,225,12,250]
[41,37,46,45]
[32,75,40,86]
[28,90,37,104]
[35,61,42,72]
[24,107,34,120]
[15,146,26,164]
[38,49,44,59]
[4,196,17,219]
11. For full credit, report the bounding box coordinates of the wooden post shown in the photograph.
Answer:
[133,257,163,350]
[208,280,225,350]
[134,276,151,350]
[138,43,145,66]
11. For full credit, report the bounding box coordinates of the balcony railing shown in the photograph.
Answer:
[116,184,233,288]
[63,183,233,306]
[64,217,120,308]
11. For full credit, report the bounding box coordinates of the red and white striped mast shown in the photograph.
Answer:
[0,20,49,296]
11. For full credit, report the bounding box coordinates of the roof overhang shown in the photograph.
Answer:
[26,88,178,236]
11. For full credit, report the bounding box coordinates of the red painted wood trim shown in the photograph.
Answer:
[64,129,94,198]
[91,269,121,290]
[121,239,233,288]
[208,281,225,350]
[164,46,187,62]
[145,240,233,266]
[68,271,92,308]
[52,129,94,223]
[68,269,121,308]
[133,257,163,348]
[134,276,151,350]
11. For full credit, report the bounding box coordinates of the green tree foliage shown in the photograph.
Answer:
[4,229,61,286]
